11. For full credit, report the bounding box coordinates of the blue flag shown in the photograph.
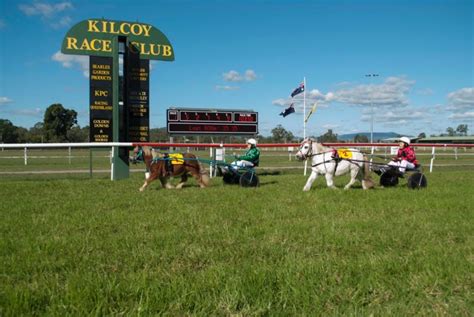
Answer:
[279,103,295,117]
[290,83,305,97]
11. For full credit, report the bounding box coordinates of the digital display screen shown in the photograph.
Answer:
[167,109,258,135]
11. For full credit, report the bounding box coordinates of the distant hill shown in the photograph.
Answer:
[338,132,401,141]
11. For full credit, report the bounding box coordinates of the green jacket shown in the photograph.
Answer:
[237,147,260,165]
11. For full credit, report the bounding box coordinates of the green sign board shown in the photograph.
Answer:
[61,18,174,60]
[61,18,174,180]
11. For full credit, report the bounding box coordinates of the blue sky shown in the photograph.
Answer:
[0,0,472,138]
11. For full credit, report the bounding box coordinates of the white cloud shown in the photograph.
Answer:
[215,85,240,91]
[19,1,73,28]
[19,1,73,17]
[446,87,474,112]
[334,76,415,108]
[244,69,257,81]
[272,89,333,113]
[322,123,340,130]
[50,16,72,29]
[223,70,242,82]
[223,69,258,82]
[52,51,89,77]
[448,111,474,119]
[272,76,415,116]
[0,97,13,105]
[362,109,425,123]
[11,108,43,117]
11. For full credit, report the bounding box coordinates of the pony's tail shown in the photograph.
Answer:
[198,161,210,187]
[362,155,375,189]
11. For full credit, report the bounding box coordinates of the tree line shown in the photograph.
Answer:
[0,103,470,143]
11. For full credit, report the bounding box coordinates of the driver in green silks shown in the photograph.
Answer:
[230,138,260,170]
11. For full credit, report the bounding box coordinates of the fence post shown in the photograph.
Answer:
[68,146,72,164]
[24,147,28,165]
[429,146,436,173]
[454,147,458,160]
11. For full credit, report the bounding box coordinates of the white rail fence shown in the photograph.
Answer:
[1,142,474,178]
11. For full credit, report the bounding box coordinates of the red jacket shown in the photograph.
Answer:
[396,146,418,165]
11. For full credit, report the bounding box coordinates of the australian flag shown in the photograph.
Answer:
[279,103,295,117]
[290,83,305,97]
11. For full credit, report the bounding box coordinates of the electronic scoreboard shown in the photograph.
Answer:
[167,108,258,135]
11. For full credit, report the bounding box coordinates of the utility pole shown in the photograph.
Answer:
[365,74,379,143]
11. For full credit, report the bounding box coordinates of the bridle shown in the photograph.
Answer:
[297,139,314,160]
[131,146,144,164]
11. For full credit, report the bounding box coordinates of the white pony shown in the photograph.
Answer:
[295,138,374,191]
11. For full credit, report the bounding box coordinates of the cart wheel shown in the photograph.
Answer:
[239,171,259,187]
[380,171,399,187]
[407,172,427,189]
[223,173,239,185]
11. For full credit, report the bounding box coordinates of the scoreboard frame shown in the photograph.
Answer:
[167,108,258,135]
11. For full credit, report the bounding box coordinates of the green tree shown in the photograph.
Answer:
[318,129,338,143]
[418,132,426,139]
[0,119,19,143]
[67,126,89,142]
[446,127,456,136]
[43,104,78,142]
[354,134,369,143]
[28,122,45,143]
[456,124,468,136]
[271,124,294,142]
[149,127,169,142]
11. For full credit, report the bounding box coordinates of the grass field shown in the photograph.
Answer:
[1,163,473,315]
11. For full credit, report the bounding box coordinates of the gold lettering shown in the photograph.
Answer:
[88,20,100,32]
[94,90,108,97]
[102,40,112,52]
[100,21,107,34]
[149,44,161,56]
[162,45,172,57]
[66,37,78,50]
[108,21,120,34]
[119,22,130,35]
[142,24,152,37]
[130,23,142,35]
[80,38,91,50]
[90,39,101,51]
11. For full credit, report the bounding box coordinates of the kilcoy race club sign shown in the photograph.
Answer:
[61,18,174,180]
[61,18,174,143]
[62,19,174,60]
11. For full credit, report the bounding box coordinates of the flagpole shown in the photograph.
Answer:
[303,77,307,176]
[303,77,306,139]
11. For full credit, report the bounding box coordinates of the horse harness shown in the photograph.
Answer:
[300,140,360,175]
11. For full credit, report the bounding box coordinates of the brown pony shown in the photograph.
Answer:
[132,146,210,191]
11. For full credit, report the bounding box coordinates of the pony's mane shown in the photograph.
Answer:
[141,146,153,158]
[315,142,330,153]
[307,138,330,153]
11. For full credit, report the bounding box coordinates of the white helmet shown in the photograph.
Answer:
[247,138,257,145]
[399,136,411,145]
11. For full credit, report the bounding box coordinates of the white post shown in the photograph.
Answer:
[303,77,307,176]
[454,147,458,160]
[429,146,435,173]
[24,147,28,165]
[68,146,72,165]
[110,146,115,180]
[209,147,215,178]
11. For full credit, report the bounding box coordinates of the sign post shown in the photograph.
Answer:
[61,19,174,180]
